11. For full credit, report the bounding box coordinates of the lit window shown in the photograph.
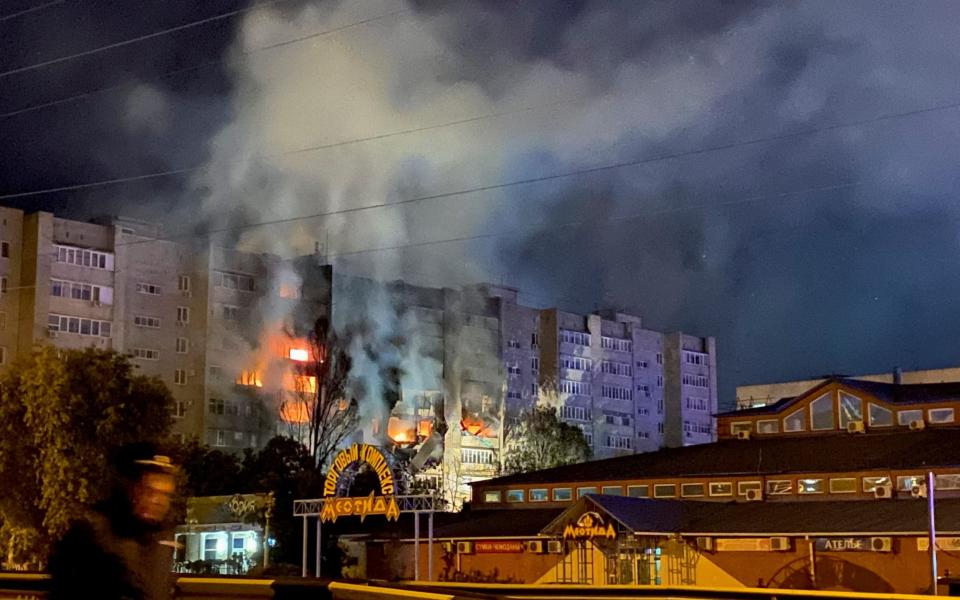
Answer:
[810,393,834,430]
[868,403,893,427]
[529,489,549,502]
[289,348,309,362]
[627,485,649,498]
[552,488,573,501]
[829,478,858,494]
[708,482,733,497]
[935,474,960,490]
[681,483,705,498]
[737,481,761,496]
[653,484,676,498]
[730,422,752,434]
[929,408,955,424]
[798,479,824,494]
[897,409,923,426]
[896,475,924,492]
[506,490,524,503]
[602,486,623,496]
[766,480,793,495]
[757,419,779,434]
[838,392,863,428]
[483,491,501,503]
[862,476,891,493]
[577,487,598,498]
[783,408,806,432]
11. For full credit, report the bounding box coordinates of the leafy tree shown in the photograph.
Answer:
[171,439,242,497]
[502,405,591,475]
[281,316,357,469]
[0,347,172,566]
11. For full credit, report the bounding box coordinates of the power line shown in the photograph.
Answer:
[0,0,293,80]
[0,0,65,23]
[0,8,409,119]
[2,94,958,203]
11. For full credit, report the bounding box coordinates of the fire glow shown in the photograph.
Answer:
[289,348,309,362]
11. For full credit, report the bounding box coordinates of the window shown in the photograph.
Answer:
[560,355,592,371]
[483,491,501,503]
[868,403,893,427]
[507,390,522,401]
[560,329,590,346]
[507,363,521,376]
[627,485,649,498]
[929,408,955,424]
[935,474,960,490]
[605,435,632,449]
[178,275,190,292]
[176,338,189,354]
[461,448,495,465]
[829,478,858,494]
[48,314,112,337]
[532,383,538,396]
[653,484,676,498]
[637,384,651,396]
[529,489,549,502]
[783,408,806,432]
[838,392,863,428]
[656,352,663,365]
[131,348,159,361]
[507,338,520,349]
[54,245,114,270]
[134,315,161,328]
[638,407,650,416]
[681,483,705,498]
[757,419,779,434]
[577,487,598,498]
[222,305,240,320]
[897,409,923,426]
[1,277,6,294]
[531,332,540,348]
[506,490,524,503]
[798,479,824,494]
[766,480,793,496]
[50,279,114,304]
[601,360,632,376]
[709,482,733,497]
[208,398,225,415]
[637,360,649,368]
[176,306,190,324]
[656,375,663,387]
[601,385,632,401]
[684,351,708,365]
[215,430,226,447]
[897,475,924,492]
[531,357,539,372]
[601,336,632,352]
[601,486,623,496]
[561,406,589,421]
[685,397,709,411]
[136,282,161,295]
[174,369,187,385]
[730,421,752,434]
[0,311,6,330]
[171,401,186,418]
[862,476,891,493]
[559,379,591,396]
[681,374,709,387]
[214,271,255,292]
[0,346,5,365]
[809,393,834,430]
[737,481,761,496]
[0,241,8,258]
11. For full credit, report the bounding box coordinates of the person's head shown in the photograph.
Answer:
[110,442,177,527]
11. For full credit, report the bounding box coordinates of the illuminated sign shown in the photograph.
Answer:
[475,541,525,554]
[562,512,616,541]
[320,444,399,523]
[815,537,891,553]
[715,538,790,552]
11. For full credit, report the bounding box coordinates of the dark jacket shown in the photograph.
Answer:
[48,506,174,600]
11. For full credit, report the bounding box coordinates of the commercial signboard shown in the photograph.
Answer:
[562,512,616,541]
[475,540,525,554]
[715,538,790,552]
[815,537,892,552]
[917,537,960,551]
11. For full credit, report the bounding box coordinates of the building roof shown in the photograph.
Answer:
[473,427,960,487]
[719,377,960,417]
[544,494,960,536]
[333,507,565,541]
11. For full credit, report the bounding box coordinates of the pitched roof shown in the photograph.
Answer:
[474,427,960,487]
[332,507,565,540]
[718,377,960,417]
[546,494,960,536]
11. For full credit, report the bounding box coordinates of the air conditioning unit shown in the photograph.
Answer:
[909,419,926,431]
[456,541,474,554]
[912,483,928,499]
[736,430,751,440]
[744,488,763,502]
[695,537,714,552]
[873,484,894,499]
[525,540,544,553]
[769,537,791,551]
[546,540,563,554]
[847,420,865,433]
[870,537,893,552]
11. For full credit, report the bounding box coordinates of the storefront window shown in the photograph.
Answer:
[627,485,649,498]
[829,478,858,494]
[680,483,704,497]
[602,485,623,495]
[935,474,960,490]
[506,489,524,502]
[483,490,501,503]
[708,482,733,497]
[862,476,891,492]
[577,486,598,498]
[798,479,824,494]
[737,481,761,496]
[897,475,924,492]
[766,480,792,495]
[529,489,549,502]
[653,484,676,498]
[553,488,573,501]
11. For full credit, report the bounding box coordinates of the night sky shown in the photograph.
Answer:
[4,0,960,408]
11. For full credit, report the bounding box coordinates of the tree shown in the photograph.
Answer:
[281,316,357,469]
[0,347,172,566]
[501,405,591,475]
[172,439,242,497]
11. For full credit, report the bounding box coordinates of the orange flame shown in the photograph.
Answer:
[281,400,309,423]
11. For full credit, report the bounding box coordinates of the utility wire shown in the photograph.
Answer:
[0,0,65,23]
[1,94,957,203]
[0,8,409,119]
[0,0,293,80]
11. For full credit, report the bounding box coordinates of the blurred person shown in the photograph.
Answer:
[48,442,178,600]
